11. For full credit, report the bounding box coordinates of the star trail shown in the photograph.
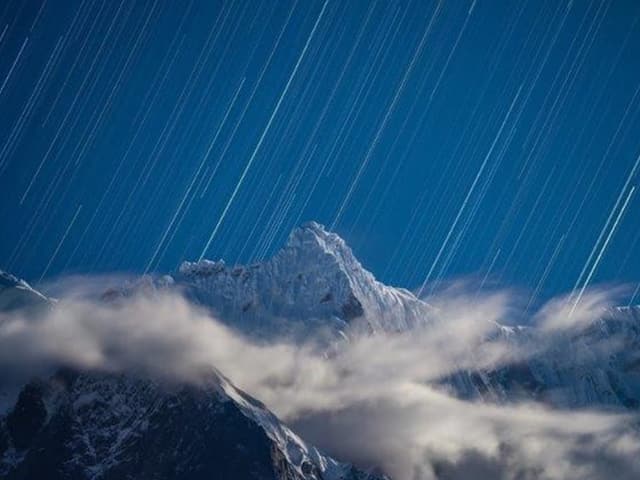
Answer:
[1,0,639,307]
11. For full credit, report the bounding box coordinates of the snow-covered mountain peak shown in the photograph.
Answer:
[175,222,434,335]
[179,222,366,284]
[285,222,357,264]
[280,222,378,292]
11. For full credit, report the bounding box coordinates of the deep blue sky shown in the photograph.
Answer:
[1,0,639,305]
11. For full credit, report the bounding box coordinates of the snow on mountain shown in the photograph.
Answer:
[1,221,640,477]
[442,305,640,410]
[176,222,435,337]
[173,222,640,412]
[0,370,384,480]
[0,270,51,312]
[0,268,385,480]
[0,271,55,414]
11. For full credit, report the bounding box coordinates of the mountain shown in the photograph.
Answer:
[443,305,640,410]
[0,370,382,480]
[176,222,435,338]
[49,221,640,414]
[0,269,385,480]
[173,222,640,411]
[174,222,640,411]
[1,221,640,478]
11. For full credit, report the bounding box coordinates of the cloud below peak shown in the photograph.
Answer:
[0,279,639,479]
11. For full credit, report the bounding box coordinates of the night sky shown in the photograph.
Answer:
[1,0,639,306]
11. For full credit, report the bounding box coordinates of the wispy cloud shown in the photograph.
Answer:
[0,279,638,479]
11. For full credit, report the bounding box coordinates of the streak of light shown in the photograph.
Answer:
[38,204,82,282]
[573,154,640,292]
[144,79,245,273]
[198,0,329,260]
[526,234,566,313]
[71,28,188,269]
[330,1,443,230]
[234,174,284,262]
[41,0,103,127]
[198,11,294,198]
[20,0,128,204]
[417,85,523,298]
[0,36,28,97]
[351,0,476,234]
[628,283,640,308]
[0,36,63,171]
[29,0,47,32]
[0,24,8,46]
[571,186,636,315]
[478,248,501,293]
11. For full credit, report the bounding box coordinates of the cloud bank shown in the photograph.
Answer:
[0,281,639,479]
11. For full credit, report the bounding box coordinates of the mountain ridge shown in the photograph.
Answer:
[0,369,385,480]
[176,222,435,336]
[1,222,640,478]
[0,261,387,480]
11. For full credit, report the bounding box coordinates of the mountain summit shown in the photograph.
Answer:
[177,222,434,335]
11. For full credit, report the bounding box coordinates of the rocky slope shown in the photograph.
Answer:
[0,369,383,480]
[0,268,384,480]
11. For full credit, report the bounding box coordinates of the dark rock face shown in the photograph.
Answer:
[5,383,47,450]
[0,372,384,480]
[101,394,278,480]
[5,405,75,480]
[340,294,364,321]
[0,420,9,457]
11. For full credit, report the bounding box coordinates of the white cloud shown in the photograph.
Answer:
[0,281,638,479]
